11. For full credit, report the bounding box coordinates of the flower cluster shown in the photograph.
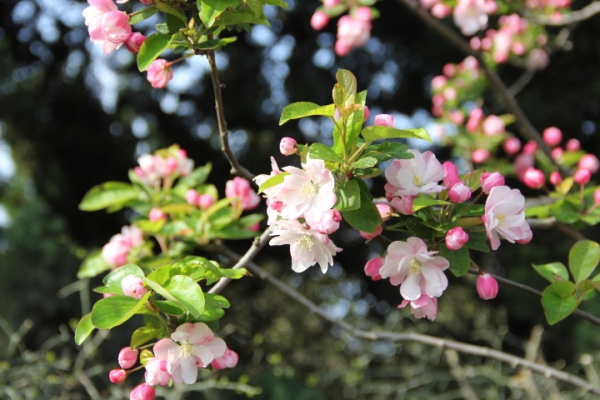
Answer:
[134,148,194,187]
[419,0,496,36]
[102,225,144,267]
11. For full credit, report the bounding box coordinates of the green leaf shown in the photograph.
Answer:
[412,193,451,212]
[335,179,361,211]
[550,199,580,224]
[198,0,239,27]
[364,142,413,162]
[351,157,378,169]
[339,90,367,156]
[173,163,213,197]
[154,300,186,315]
[332,69,357,108]
[129,6,158,25]
[405,218,435,239]
[279,102,335,125]
[533,262,569,283]
[166,13,186,34]
[576,279,596,299]
[205,293,231,308]
[75,314,94,345]
[137,34,173,72]
[194,37,237,50]
[361,126,432,144]
[212,8,270,26]
[164,275,205,318]
[309,143,344,163]
[198,306,225,321]
[216,267,248,280]
[137,219,166,233]
[262,0,289,8]
[555,177,574,195]
[258,172,288,193]
[461,170,485,192]
[79,182,138,211]
[439,243,470,277]
[213,225,260,240]
[131,326,161,348]
[91,293,151,329]
[155,1,188,23]
[341,179,381,233]
[77,249,112,279]
[541,281,578,325]
[463,231,489,252]
[101,264,145,295]
[569,240,600,283]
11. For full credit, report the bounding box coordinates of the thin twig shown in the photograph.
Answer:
[211,244,600,394]
[206,50,255,181]
[467,267,600,326]
[395,0,569,176]
[536,1,600,25]
[507,69,537,97]
[444,349,480,400]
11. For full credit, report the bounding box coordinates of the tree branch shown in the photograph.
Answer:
[206,50,255,181]
[210,244,600,395]
[395,0,569,176]
[536,1,600,25]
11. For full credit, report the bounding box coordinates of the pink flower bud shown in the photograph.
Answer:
[280,137,298,156]
[140,0,153,4]
[574,168,592,185]
[543,127,562,147]
[149,207,166,222]
[334,39,352,56]
[595,189,600,205]
[185,189,200,206]
[248,222,260,232]
[551,147,563,160]
[130,384,155,400]
[109,369,127,383]
[448,182,472,203]
[363,106,370,121]
[480,172,504,194]
[476,273,498,300]
[443,63,456,77]
[523,168,545,189]
[355,6,373,22]
[470,36,481,50]
[472,149,491,164]
[443,87,457,101]
[549,171,562,186]
[566,139,581,151]
[225,177,261,210]
[310,11,329,30]
[482,115,505,136]
[523,140,537,155]
[579,154,600,173]
[376,204,393,221]
[211,349,239,369]
[442,161,460,188]
[511,41,525,55]
[445,227,469,250]
[198,194,215,209]
[431,75,447,90]
[391,196,414,215]
[146,59,173,89]
[373,114,395,128]
[121,275,148,300]
[125,32,146,53]
[360,225,383,240]
[118,347,138,369]
[515,153,535,178]
[449,110,464,125]
[323,0,340,8]
[503,137,521,156]
[431,3,451,18]
[364,257,384,281]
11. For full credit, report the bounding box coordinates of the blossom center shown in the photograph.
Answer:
[299,181,319,199]
[408,259,422,276]
[180,341,195,358]
[412,174,422,187]
[295,234,314,251]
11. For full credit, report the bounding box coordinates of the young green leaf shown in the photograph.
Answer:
[361,126,432,144]
[79,182,138,211]
[198,0,240,27]
[212,9,270,26]
[334,179,361,211]
[439,243,470,277]
[131,326,161,348]
[332,69,357,108]
[541,281,578,325]
[351,157,378,169]
[77,249,112,279]
[173,163,213,196]
[309,143,344,163]
[137,34,173,72]
[412,193,451,212]
[341,179,381,233]
[155,1,187,24]
[569,240,600,283]
[463,231,490,252]
[258,172,288,193]
[75,314,94,345]
[279,102,336,125]
[365,142,414,162]
[164,275,205,318]
[532,262,569,283]
[91,293,151,329]
[129,6,158,25]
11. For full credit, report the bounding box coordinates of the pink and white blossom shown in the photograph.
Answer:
[335,14,371,56]
[102,225,143,267]
[146,59,173,89]
[453,0,489,36]
[308,209,342,234]
[482,186,531,250]
[448,182,472,203]
[398,295,438,320]
[445,227,469,250]
[269,219,341,273]
[476,273,498,299]
[211,349,239,370]
[225,177,261,211]
[373,114,395,128]
[135,154,166,186]
[364,257,384,281]
[384,149,445,198]
[125,32,146,53]
[121,275,148,299]
[379,237,450,301]
[91,10,132,54]
[145,358,171,386]
[480,172,504,194]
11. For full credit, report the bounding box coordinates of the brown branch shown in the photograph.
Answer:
[206,50,255,181]
[467,267,600,326]
[536,1,600,25]
[211,244,600,395]
[395,0,569,176]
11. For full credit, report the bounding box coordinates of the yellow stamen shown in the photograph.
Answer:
[408,259,422,276]
[299,182,319,198]
[296,235,314,251]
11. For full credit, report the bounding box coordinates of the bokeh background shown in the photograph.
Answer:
[2,0,600,398]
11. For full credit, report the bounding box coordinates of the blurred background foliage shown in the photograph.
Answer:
[1,0,600,398]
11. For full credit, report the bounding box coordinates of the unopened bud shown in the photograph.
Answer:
[130,384,155,400]
[149,207,166,222]
[523,168,545,189]
[185,189,200,206]
[198,194,215,209]
[359,225,383,240]
[503,137,521,156]
[445,227,468,250]
[118,347,139,369]
[574,168,592,185]
[566,139,580,152]
[109,369,127,383]
[476,273,499,300]
[549,171,562,186]
[280,137,298,156]
[121,276,148,300]
[480,172,504,194]
[543,127,562,147]
[448,182,471,203]
[310,11,329,30]
[364,257,384,281]
[373,114,395,128]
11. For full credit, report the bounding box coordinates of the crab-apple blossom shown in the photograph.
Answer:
[543,127,562,147]
[125,32,145,53]
[364,257,384,281]
[146,59,173,89]
[226,177,261,211]
[574,168,592,185]
[130,384,155,400]
[453,0,489,36]
[376,203,393,221]
[308,209,342,234]
[385,149,445,198]
[211,349,239,370]
[280,137,298,156]
[391,196,414,215]
[523,168,545,189]
[398,295,438,320]
[145,358,171,387]
[121,275,148,299]
[118,347,138,369]
[482,186,531,250]
[373,114,395,127]
[270,219,341,273]
[476,273,499,300]
[579,154,600,173]
[480,172,505,194]
[379,237,450,301]
[310,11,329,31]
[443,161,461,189]
[102,225,144,267]
[448,182,472,203]
[445,227,469,250]
[335,14,372,56]
[109,369,127,383]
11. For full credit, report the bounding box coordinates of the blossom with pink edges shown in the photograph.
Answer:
[308,209,342,234]
[446,227,469,250]
[476,273,498,299]
[398,295,438,320]
[379,237,450,301]
[146,59,173,89]
[121,275,148,299]
[480,172,504,194]
[145,358,171,386]
[211,349,239,370]
[373,114,395,128]
[135,154,166,186]
[102,225,144,267]
[225,177,261,211]
[335,12,372,56]
[364,257,384,281]
[384,149,445,198]
[130,384,155,400]
[280,137,298,156]
[453,0,489,36]
[125,32,146,53]
[482,186,531,250]
[92,10,133,54]
[269,219,341,273]
[448,182,472,203]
